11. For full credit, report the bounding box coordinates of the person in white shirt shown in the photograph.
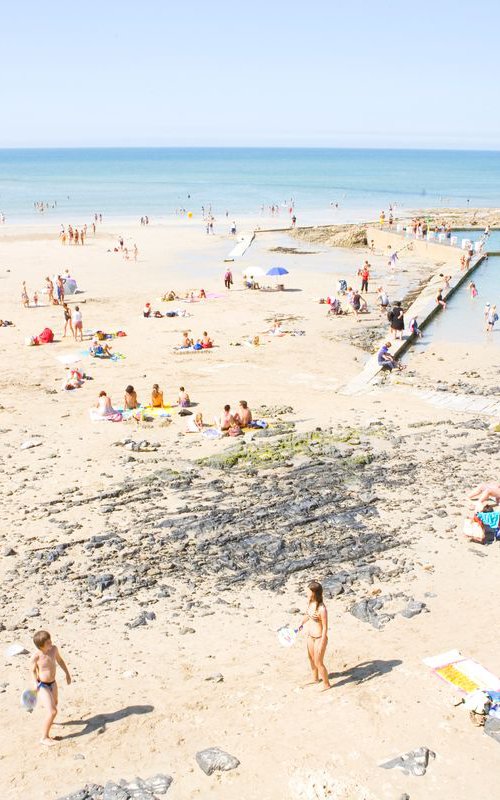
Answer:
[72,305,83,341]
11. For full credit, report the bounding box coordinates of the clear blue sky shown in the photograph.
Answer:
[1,0,499,148]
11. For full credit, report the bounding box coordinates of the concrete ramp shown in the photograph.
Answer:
[225,233,255,261]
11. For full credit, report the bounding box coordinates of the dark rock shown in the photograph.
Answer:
[88,574,115,593]
[350,598,393,629]
[205,673,224,683]
[400,600,427,619]
[127,613,147,629]
[179,627,195,635]
[195,747,240,775]
[3,547,16,556]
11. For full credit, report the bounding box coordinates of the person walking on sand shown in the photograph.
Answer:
[133,244,138,262]
[389,301,404,340]
[360,261,370,293]
[30,629,71,747]
[224,268,233,290]
[21,281,30,308]
[297,581,330,690]
[62,303,74,338]
[72,305,83,341]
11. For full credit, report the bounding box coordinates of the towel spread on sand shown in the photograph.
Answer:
[424,650,500,694]
[117,405,172,421]
[89,409,123,422]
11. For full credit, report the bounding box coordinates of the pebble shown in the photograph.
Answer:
[195,747,240,775]
[20,439,43,450]
[205,672,224,683]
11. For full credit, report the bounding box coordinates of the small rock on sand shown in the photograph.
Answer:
[195,747,240,775]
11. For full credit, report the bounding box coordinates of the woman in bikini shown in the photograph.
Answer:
[62,303,74,338]
[151,384,164,408]
[298,580,330,690]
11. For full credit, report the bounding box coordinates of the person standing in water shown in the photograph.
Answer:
[486,304,498,332]
[298,580,330,690]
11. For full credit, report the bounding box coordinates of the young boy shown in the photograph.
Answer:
[31,630,71,746]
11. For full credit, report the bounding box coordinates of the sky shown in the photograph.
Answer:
[1,0,499,149]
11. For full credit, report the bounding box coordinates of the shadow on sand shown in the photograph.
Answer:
[59,704,154,739]
[329,659,402,687]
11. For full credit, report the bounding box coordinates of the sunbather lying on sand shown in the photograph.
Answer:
[62,368,85,390]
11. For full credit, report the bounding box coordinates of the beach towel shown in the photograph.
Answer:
[202,428,222,439]
[118,405,172,421]
[424,650,500,694]
[82,349,126,361]
[173,346,212,354]
[89,409,123,422]
[57,353,83,365]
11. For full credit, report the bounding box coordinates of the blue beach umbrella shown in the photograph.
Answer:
[266,266,289,276]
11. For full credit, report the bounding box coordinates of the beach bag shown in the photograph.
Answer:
[38,328,54,344]
[463,517,484,539]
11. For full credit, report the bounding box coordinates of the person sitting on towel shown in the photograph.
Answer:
[124,385,139,410]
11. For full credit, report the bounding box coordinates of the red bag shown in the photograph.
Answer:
[38,328,54,344]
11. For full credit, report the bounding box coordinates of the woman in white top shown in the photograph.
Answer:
[72,305,83,341]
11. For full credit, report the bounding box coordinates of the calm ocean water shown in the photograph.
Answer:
[1,148,500,223]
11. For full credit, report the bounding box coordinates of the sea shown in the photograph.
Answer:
[1,148,500,225]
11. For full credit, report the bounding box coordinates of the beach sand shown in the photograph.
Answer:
[1,216,500,800]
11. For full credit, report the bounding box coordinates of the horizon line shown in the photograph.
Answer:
[1,144,500,153]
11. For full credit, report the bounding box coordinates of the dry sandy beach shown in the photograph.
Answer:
[1,214,500,800]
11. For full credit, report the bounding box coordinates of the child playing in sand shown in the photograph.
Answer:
[178,386,190,407]
[151,384,164,407]
[30,630,71,746]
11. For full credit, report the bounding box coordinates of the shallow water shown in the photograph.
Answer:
[414,254,500,347]
[2,147,500,223]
